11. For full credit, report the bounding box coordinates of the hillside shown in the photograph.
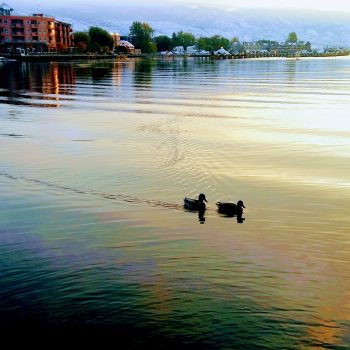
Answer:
[13,4,350,48]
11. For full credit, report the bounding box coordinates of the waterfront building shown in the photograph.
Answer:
[110,32,121,48]
[186,45,198,54]
[118,40,134,53]
[160,50,173,56]
[214,47,230,55]
[241,41,269,53]
[172,46,185,55]
[54,19,73,53]
[0,2,73,54]
[184,46,209,56]
[230,41,242,54]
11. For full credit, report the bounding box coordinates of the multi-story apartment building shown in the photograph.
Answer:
[0,3,73,54]
[55,20,73,53]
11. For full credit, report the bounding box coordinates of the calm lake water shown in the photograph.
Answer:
[1,57,350,348]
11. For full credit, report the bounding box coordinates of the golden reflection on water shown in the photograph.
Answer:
[1,57,350,347]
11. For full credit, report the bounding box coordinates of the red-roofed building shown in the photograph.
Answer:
[0,2,73,54]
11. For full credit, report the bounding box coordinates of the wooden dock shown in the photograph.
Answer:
[2,52,348,62]
[2,53,118,62]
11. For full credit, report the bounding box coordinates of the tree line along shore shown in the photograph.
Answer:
[72,22,350,57]
[6,21,350,60]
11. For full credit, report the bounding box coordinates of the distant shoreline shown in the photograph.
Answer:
[3,52,349,62]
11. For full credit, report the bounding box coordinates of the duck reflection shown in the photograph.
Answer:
[217,200,246,223]
[184,193,207,224]
[198,207,206,224]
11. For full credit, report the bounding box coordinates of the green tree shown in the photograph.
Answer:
[197,37,211,51]
[210,35,230,51]
[73,31,90,53]
[197,35,230,52]
[171,31,196,49]
[88,26,114,53]
[154,35,172,52]
[305,41,312,51]
[74,31,89,45]
[129,21,156,53]
[286,32,298,43]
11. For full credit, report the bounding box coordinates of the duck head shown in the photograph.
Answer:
[198,193,207,202]
[237,200,245,208]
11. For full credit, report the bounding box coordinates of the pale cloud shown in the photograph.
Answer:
[10,0,350,12]
[171,0,350,11]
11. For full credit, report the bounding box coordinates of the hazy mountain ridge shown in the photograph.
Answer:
[13,5,350,48]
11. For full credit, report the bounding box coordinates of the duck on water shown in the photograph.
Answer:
[184,193,207,211]
[184,194,246,223]
[184,193,207,223]
[217,200,246,223]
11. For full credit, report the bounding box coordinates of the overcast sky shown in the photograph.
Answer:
[170,0,350,11]
[10,0,350,12]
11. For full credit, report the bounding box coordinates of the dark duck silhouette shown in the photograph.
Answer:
[217,200,246,219]
[184,193,207,223]
[184,193,207,211]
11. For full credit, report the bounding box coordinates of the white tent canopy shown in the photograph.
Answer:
[119,40,134,49]
[214,47,230,55]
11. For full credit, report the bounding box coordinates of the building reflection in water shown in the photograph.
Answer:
[0,62,76,108]
[0,58,184,109]
[133,58,155,88]
[112,61,123,87]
